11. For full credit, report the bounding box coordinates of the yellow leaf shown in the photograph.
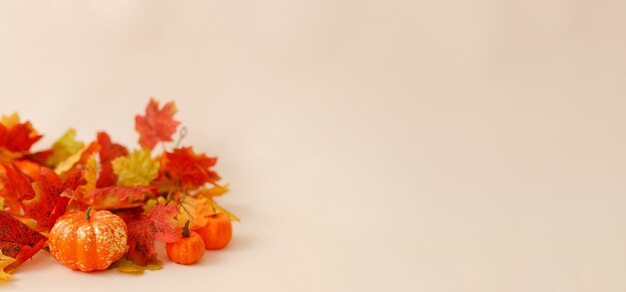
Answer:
[206,198,240,223]
[143,197,166,214]
[112,258,163,274]
[177,196,213,230]
[0,251,17,281]
[0,113,20,129]
[75,154,98,196]
[197,184,230,198]
[112,149,159,186]
[48,129,85,167]
[0,197,4,210]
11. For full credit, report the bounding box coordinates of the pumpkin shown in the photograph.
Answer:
[49,207,128,272]
[166,220,205,265]
[195,213,232,250]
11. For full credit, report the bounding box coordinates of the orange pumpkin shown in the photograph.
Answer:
[195,214,232,250]
[166,220,205,265]
[49,207,128,272]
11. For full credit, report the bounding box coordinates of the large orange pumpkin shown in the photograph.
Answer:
[195,214,232,250]
[49,207,128,272]
[166,220,205,265]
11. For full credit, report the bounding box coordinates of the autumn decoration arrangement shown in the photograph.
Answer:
[0,98,238,279]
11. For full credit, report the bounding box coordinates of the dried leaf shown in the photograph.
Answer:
[75,154,97,197]
[206,198,240,223]
[47,129,85,167]
[0,211,46,272]
[85,186,157,210]
[96,132,129,188]
[0,250,17,280]
[22,168,84,231]
[135,98,180,150]
[197,184,230,198]
[0,163,35,209]
[125,203,178,266]
[112,149,159,186]
[177,196,213,230]
[0,113,19,129]
[0,121,42,153]
[112,258,163,274]
[159,147,219,189]
[54,141,100,175]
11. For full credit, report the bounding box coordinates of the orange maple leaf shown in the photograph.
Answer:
[135,98,180,150]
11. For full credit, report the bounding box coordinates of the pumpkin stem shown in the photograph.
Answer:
[182,220,191,238]
[86,207,92,220]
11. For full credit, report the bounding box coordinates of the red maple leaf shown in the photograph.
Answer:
[159,147,220,189]
[0,211,46,272]
[85,186,157,210]
[124,203,178,266]
[0,163,35,210]
[0,122,42,153]
[135,98,180,150]
[96,132,129,187]
[21,167,85,232]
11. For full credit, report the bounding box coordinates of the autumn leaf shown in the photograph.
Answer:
[0,121,42,153]
[135,98,180,150]
[197,184,230,198]
[158,147,220,189]
[177,196,213,230]
[96,132,129,188]
[0,211,46,272]
[54,141,100,175]
[0,163,35,209]
[112,258,163,274]
[22,167,85,232]
[0,250,16,280]
[76,154,98,197]
[85,186,157,210]
[125,203,178,266]
[205,198,240,223]
[112,149,159,186]
[47,129,85,167]
[0,113,19,129]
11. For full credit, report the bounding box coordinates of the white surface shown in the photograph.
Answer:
[1,1,626,291]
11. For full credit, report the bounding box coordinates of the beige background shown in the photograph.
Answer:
[1,1,626,291]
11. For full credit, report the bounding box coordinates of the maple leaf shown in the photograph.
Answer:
[197,184,230,198]
[75,154,98,197]
[205,198,240,223]
[135,98,180,150]
[0,113,19,129]
[0,211,46,272]
[177,196,214,230]
[96,132,129,188]
[124,203,178,266]
[0,121,42,153]
[0,163,35,208]
[54,141,100,175]
[0,250,17,280]
[112,149,159,186]
[159,147,220,189]
[22,167,85,232]
[112,258,163,274]
[85,186,157,210]
[47,129,85,167]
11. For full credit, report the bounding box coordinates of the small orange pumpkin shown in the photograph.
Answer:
[195,214,232,250]
[49,207,128,272]
[166,220,205,265]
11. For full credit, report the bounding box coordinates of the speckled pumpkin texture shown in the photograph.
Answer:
[49,209,128,272]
